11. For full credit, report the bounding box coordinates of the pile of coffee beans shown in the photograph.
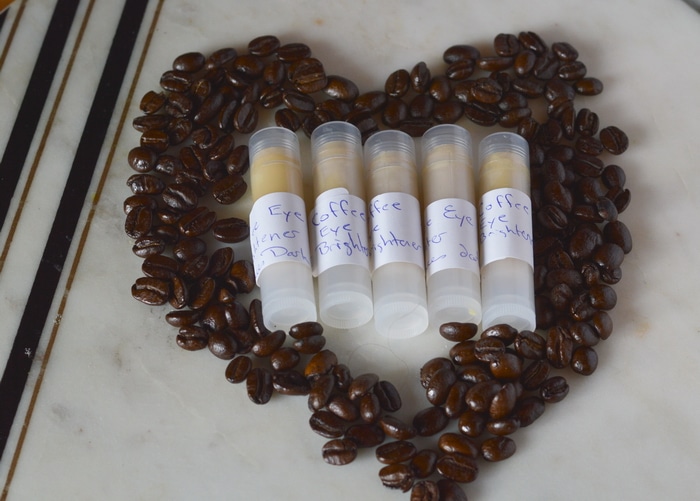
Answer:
[124,31,631,500]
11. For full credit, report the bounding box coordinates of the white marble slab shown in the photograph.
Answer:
[1,0,700,500]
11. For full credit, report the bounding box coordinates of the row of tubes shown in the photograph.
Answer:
[247,122,535,338]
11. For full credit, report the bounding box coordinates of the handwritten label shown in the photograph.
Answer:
[369,192,424,272]
[249,192,312,281]
[309,188,370,276]
[479,187,533,267]
[424,198,479,277]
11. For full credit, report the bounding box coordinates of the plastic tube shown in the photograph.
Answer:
[422,124,481,328]
[477,132,536,331]
[248,127,316,331]
[365,130,428,338]
[310,121,373,329]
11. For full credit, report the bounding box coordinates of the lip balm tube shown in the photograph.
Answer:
[248,127,316,331]
[365,130,428,338]
[310,121,373,329]
[422,124,481,327]
[477,132,536,331]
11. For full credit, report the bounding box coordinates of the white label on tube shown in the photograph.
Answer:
[309,187,370,276]
[369,192,424,272]
[425,198,479,277]
[249,192,312,281]
[479,188,534,268]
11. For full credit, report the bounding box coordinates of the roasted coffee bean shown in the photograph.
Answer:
[307,373,335,411]
[599,125,629,155]
[425,366,457,406]
[247,34,279,56]
[286,321,322,339]
[359,393,381,423]
[593,242,625,272]
[374,380,402,412]
[289,57,327,94]
[327,393,360,422]
[272,369,311,395]
[165,92,194,118]
[232,101,258,133]
[207,330,238,360]
[413,406,449,437]
[206,247,233,278]
[347,372,379,401]
[437,479,468,501]
[172,51,204,73]
[379,415,416,441]
[513,49,536,76]
[178,206,216,237]
[274,107,301,131]
[571,346,599,375]
[457,363,492,385]
[169,275,188,309]
[321,74,359,101]
[408,94,434,119]
[438,432,479,458]
[481,436,516,462]
[513,395,545,427]
[131,276,169,305]
[444,381,469,419]
[489,382,518,419]
[128,146,158,173]
[139,90,167,114]
[142,254,179,280]
[228,259,255,293]
[481,324,518,344]
[474,337,505,363]
[574,77,604,95]
[420,357,454,389]
[533,51,560,80]
[449,340,477,366]
[322,438,358,466]
[603,220,632,254]
[225,355,252,383]
[487,416,521,436]
[263,60,286,86]
[304,349,338,379]
[292,334,326,354]
[162,183,198,212]
[210,217,248,243]
[445,59,475,81]
[546,326,574,369]
[443,44,480,63]
[465,380,500,414]
[269,347,300,373]
[589,284,617,310]
[316,98,352,120]
[439,322,478,343]
[127,174,165,195]
[310,409,348,438]
[471,77,503,103]
[132,234,166,258]
[552,41,579,61]
[172,237,206,262]
[376,440,418,465]
[379,463,414,492]
[433,100,464,124]
[410,449,439,479]
[160,69,192,93]
[165,309,202,327]
[251,329,285,358]
[540,375,569,403]
[490,352,523,380]
[411,480,440,501]
[410,61,431,93]
[436,453,479,483]
[514,330,546,359]
[176,325,208,351]
[277,42,311,62]
[494,33,521,57]
[179,253,209,282]
[477,55,514,72]
[345,423,385,448]
[385,69,411,97]
[247,367,273,405]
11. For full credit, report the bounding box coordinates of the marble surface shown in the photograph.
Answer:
[1,0,699,500]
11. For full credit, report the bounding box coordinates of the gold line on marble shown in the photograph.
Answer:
[0,0,95,275]
[0,0,27,73]
[0,1,164,498]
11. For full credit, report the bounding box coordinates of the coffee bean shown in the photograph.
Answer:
[385,69,411,97]
[439,322,478,342]
[292,334,326,354]
[574,77,604,95]
[449,340,477,366]
[246,367,273,405]
[425,366,457,406]
[489,382,518,419]
[376,440,418,465]
[348,373,379,401]
[513,395,546,427]
[481,436,516,462]
[540,375,569,403]
[225,355,252,383]
[228,260,255,294]
[208,330,237,360]
[410,480,440,501]
[474,337,505,363]
[413,406,449,437]
[436,453,479,483]
[444,381,469,419]
[379,415,416,441]
[420,357,454,389]
[599,125,629,155]
[272,369,311,395]
[252,329,286,357]
[410,448,439,479]
[379,463,414,492]
[520,359,550,391]
[211,217,248,243]
[345,423,385,448]
[322,438,357,466]
[410,61,431,93]
[271,347,302,373]
[327,394,360,422]
[438,432,479,458]
[514,330,546,359]
[437,479,468,501]
[277,42,311,62]
[571,346,599,375]
[374,380,402,412]
[131,276,169,305]
[289,57,327,94]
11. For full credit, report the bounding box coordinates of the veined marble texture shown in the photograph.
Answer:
[0,0,699,500]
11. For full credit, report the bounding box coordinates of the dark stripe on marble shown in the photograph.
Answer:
[0,9,7,36]
[0,0,80,235]
[0,0,149,461]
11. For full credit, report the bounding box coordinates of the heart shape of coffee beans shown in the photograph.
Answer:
[125,31,631,500]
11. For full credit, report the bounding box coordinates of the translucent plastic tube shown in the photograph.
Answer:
[310,121,373,329]
[248,127,316,331]
[477,132,536,331]
[365,130,428,338]
[422,124,481,328]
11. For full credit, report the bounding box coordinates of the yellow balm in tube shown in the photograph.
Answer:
[422,124,481,327]
[248,127,316,330]
[365,130,428,338]
[310,122,373,329]
[477,132,536,331]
